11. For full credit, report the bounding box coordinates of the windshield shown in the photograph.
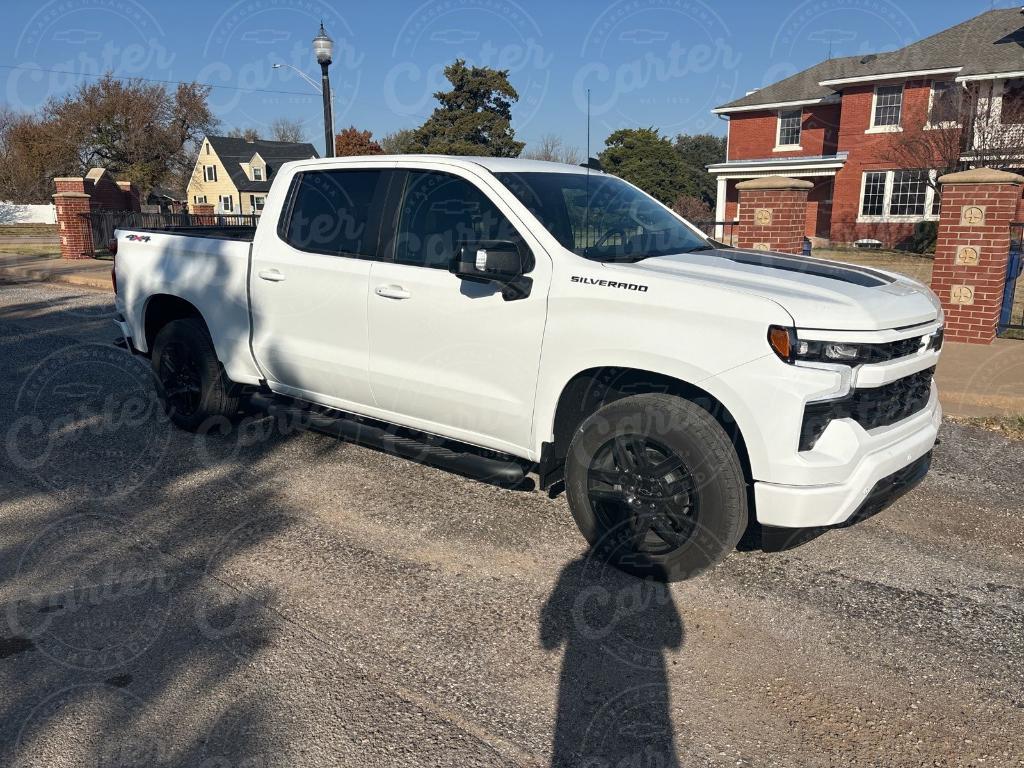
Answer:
[494,171,710,261]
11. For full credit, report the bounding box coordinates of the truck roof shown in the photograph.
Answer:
[286,155,597,175]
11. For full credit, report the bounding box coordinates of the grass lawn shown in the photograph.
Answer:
[0,243,61,258]
[811,247,935,283]
[0,224,57,236]
[812,246,1024,335]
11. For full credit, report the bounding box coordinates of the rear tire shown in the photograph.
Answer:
[151,318,239,432]
[564,393,747,581]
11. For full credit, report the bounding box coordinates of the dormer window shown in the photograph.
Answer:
[253,167,263,181]
[776,109,802,148]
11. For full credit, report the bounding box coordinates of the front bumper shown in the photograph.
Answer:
[753,393,941,528]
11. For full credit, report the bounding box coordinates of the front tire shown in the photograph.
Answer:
[564,393,747,581]
[151,318,239,432]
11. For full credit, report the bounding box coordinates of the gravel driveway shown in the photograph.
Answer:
[0,280,1021,767]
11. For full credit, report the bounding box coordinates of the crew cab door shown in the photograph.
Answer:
[367,168,550,454]
[249,166,393,407]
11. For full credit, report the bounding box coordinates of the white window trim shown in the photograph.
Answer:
[867,84,904,132]
[773,108,803,151]
[203,165,217,182]
[218,194,233,213]
[193,195,207,204]
[252,167,263,181]
[924,80,961,131]
[857,169,939,223]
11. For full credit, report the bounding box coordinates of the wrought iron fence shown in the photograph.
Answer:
[693,220,739,246]
[999,222,1024,338]
[81,210,259,252]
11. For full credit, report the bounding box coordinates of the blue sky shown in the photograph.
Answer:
[0,0,1015,156]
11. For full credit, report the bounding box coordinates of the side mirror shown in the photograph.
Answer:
[451,240,533,300]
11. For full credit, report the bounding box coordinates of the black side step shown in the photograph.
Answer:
[247,393,529,488]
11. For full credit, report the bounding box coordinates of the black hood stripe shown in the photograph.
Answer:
[712,249,895,287]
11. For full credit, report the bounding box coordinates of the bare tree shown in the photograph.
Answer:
[886,80,1024,205]
[1,76,218,201]
[270,118,305,143]
[227,126,261,141]
[521,134,581,164]
[0,107,79,202]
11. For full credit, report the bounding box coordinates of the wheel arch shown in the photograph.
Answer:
[539,366,754,490]
[143,294,207,352]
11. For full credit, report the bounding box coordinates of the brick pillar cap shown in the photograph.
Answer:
[52,191,91,198]
[735,175,814,191]
[52,177,85,182]
[938,167,1024,185]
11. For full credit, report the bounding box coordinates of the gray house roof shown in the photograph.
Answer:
[206,135,319,192]
[715,8,1024,113]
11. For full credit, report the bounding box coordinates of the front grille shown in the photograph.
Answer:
[800,366,936,451]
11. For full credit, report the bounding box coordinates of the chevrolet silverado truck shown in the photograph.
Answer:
[113,156,944,580]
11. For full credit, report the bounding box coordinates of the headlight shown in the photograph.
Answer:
[767,325,930,366]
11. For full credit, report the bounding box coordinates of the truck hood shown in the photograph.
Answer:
[607,248,940,331]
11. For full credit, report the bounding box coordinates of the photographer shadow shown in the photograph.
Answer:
[540,556,685,768]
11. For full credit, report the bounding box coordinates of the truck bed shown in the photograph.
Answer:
[114,227,264,386]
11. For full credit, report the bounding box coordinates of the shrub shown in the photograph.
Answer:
[908,221,937,254]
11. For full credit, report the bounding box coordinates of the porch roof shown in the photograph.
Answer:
[707,153,848,178]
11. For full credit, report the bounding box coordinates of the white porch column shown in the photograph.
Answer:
[714,176,727,239]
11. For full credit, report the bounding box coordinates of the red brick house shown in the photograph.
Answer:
[709,8,1024,248]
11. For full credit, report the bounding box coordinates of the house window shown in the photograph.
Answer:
[861,172,887,217]
[194,195,207,204]
[250,194,265,211]
[872,84,903,127]
[219,195,233,212]
[1001,78,1024,125]
[776,109,802,147]
[860,170,935,219]
[203,165,217,182]
[205,143,211,154]
[928,81,960,126]
[888,170,929,216]
[253,167,263,181]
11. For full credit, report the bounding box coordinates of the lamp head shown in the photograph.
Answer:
[313,22,333,66]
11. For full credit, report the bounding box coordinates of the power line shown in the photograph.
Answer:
[0,63,319,97]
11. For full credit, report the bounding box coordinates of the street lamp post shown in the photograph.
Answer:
[312,22,335,158]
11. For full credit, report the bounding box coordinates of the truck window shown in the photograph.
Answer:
[496,171,708,261]
[283,169,387,258]
[395,171,521,269]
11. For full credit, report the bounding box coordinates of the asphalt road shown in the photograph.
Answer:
[0,279,1021,768]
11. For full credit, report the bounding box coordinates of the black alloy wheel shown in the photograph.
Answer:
[586,434,699,556]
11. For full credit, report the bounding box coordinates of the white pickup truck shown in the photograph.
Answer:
[114,156,944,580]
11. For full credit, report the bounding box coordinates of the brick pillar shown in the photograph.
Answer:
[930,168,1023,345]
[116,180,141,212]
[191,202,215,225]
[53,191,95,260]
[735,176,813,254]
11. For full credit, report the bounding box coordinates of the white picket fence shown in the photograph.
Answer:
[0,201,57,225]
